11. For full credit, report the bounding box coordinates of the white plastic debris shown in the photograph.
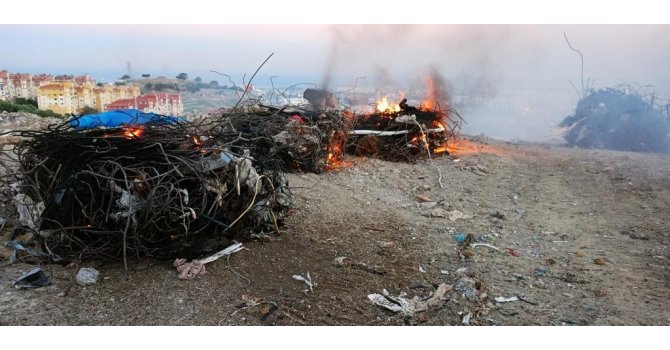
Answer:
[440,269,449,275]
[292,272,314,292]
[76,267,99,286]
[13,194,44,230]
[462,312,473,325]
[494,295,520,303]
[198,242,244,264]
[368,283,451,316]
[419,265,426,273]
[173,243,244,280]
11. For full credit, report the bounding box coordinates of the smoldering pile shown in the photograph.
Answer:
[0,115,290,262]
[560,86,670,153]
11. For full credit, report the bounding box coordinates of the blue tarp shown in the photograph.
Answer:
[69,109,184,128]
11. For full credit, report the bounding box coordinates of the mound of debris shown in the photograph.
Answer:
[0,112,290,262]
[560,87,670,153]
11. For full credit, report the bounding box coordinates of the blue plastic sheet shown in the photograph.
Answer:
[69,109,184,128]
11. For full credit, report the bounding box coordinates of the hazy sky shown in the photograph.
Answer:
[2,24,669,140]
[2,25,669,89]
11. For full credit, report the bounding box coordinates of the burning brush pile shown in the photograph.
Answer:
[0,114,290,262]
[348,97,462,162]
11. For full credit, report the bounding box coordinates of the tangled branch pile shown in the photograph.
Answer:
[560,87,670,153]
[0,118,290,261]
[202,103,350,173]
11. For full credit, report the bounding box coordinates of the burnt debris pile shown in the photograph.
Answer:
[560,87,670,153]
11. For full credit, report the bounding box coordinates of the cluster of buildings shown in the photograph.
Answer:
[0,70,183,115]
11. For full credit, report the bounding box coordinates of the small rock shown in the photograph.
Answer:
[425,208,448,218]
[76,267,99,286]
[454,267,468,277]
[490,211,506,220]
[379,240,395,248]
[418,202,438,210]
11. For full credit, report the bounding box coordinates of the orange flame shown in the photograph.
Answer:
[376,97,401,114]
[123,126,143,139]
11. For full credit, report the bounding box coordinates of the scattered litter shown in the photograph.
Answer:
[495,295,520,303]
[3,240,61,263]
[454,277,479,300]
[415,194,434,203]
[75,267,99,286]
[419,265,426,273]
[11,268,51,289]
[293,272,314,293]
[368,283,451,316]
[454,234,467,242]
[504,248,520,257]
[533,267,550,277]
[173,259,206,280]
[471,243,501,252]
[440,269,449,275]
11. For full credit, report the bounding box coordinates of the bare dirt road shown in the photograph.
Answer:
[1,136,669,325]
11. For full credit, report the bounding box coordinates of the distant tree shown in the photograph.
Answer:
[114,82,126,86]
[176,73,188,80]
[145,83,153,90]
[78,106,99,115]
[141,74,151,78]
[194,76,203,84]
[120,74,131,80]
[96,82,104,87]
[209,80,219,88]
[185,83,201,93]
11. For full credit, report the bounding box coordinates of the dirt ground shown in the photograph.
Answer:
[1,136,669,326]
